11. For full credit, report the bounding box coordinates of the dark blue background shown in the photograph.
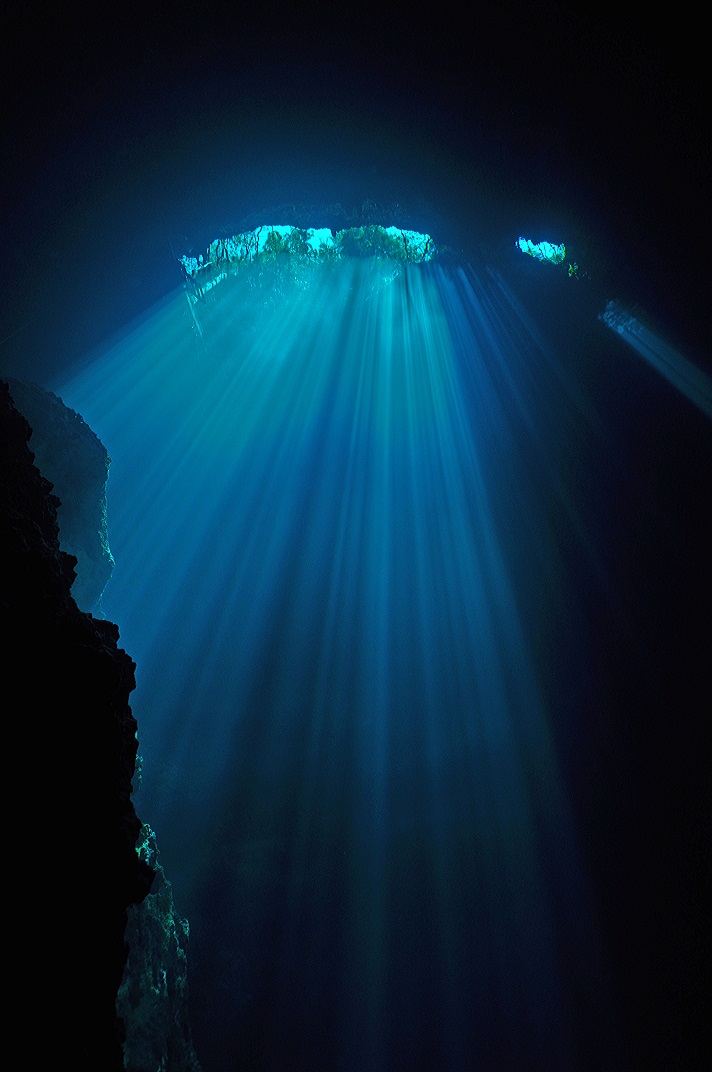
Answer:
[2,6,709,1070]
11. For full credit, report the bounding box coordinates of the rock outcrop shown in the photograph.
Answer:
[6,377,115,613]
[1,379,154,1071]
[118,824,202,1072]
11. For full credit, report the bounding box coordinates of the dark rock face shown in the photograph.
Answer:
[1,380,154,1071]
[118,825,202,1072]
[6,377,115,613]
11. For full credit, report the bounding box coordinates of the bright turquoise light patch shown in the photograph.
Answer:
[179,223,441,337]
[516,236,566,266]
[181,223,438,280]
[383,226,436,260]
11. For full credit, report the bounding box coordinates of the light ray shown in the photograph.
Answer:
[600,299,712,420]
[55,244,617,1070]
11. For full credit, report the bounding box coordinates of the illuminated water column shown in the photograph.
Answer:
[56,248,615,1071]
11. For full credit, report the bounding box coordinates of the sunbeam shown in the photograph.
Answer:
[55,242,618,1071]
[600,300,712,420]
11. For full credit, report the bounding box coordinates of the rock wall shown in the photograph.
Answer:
[6,377,115,613]
[118,824,203,1072]
[1,380,154,1070]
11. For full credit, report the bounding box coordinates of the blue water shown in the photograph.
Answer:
[54,253,707,1071]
